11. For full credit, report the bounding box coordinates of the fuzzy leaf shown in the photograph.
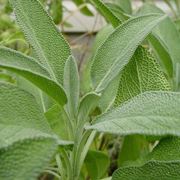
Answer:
[64,56,79,118]
[90,14,167,92]
[9,0,71,84]
[0,47,67,105]
[87,91,180,136]
[138,3,180,78]
[113,137,180,179]
[114,46,170,106]
[0,83,70,179]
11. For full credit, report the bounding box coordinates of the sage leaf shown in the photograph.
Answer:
[64,56,80,118]
[138,3,180,79]
[0,47,67,105]
[114,46,170,106]
[113,137,180,179]
[90,14,167,92]
[87,91,180,136]
[9,0,71,84]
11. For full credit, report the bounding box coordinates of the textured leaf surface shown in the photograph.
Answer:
[64,56,79,118]
[114,47,170,106]
[138,3,180,77]
[0,83,61,179]
[87,91,180,136]
[0,47,67,105]
[89,0,121,27]
[9,0,71,84]
[0,138,57,180]
[90,14,166,92]
[113,137,180,180]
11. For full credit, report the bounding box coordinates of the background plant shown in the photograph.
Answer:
[1,0,180,180]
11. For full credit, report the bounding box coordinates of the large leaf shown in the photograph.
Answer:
[9,0,71,84]
[64,56,79,118]
[87,91,180,136]
[114,46,170,106]
[113,137,180,179]
[89,0,121,27]
[0,83,70,179]
[0,138,57,180]
[0,47,67,105]
[90,14,167,92]
[138,3,180,79]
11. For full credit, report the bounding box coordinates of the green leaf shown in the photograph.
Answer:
[0,82,70,179]
[114,46,170,106]
[49,0,63,24]
[64,56,80,118]
[113,161,180,179]
[45,104,70,140]
[73,0,93,16]
[118,135,149,167]
[0,138,57,180]
[87,91,180,136]
[113,137,180,179]
[9,0,71,84]
[0,46,67,105]
[138,3,180,79]
[0,82,51,133]
[115,0,132,14]
[78,92,101,123]
[148,34,173,79]
[90,14,167,92]
[85,150,110,180]
[89,0,121,27]
[106,3,130,22]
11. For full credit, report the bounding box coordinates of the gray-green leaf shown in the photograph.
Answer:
[64,56,79,118]
[87,91,180,136]
[9,0,71,84]
[0,47,67,105]
[90,14,167,92]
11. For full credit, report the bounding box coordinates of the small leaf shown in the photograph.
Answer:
[85,150,110,180]
[90,14,167,92]
[0,47,67,105]
[64,56,80,118]
[89,0,121,27]
[87,91,180,136]
[9,0,71,84]
[78,92,101,123]
[45,104,70,140]
[73,0,93,16]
